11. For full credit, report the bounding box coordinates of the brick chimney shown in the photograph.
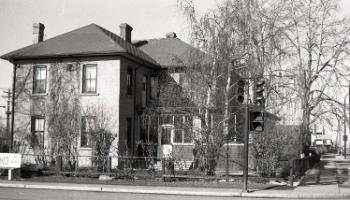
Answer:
[166,32,177,38]
[119,23,133,43]
[32,23,45,44]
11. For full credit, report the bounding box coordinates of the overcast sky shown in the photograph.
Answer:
[0,0,215,120]
[0,0,349,118]
[0,0,215,90]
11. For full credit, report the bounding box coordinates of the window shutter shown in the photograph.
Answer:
[82,66,86,93]
[31,116,35,133]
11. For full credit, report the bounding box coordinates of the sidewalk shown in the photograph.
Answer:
[0,153,349,199]
[0,178,349,199]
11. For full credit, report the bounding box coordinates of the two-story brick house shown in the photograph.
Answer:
[1,23,168,166]
[1,22,256,171]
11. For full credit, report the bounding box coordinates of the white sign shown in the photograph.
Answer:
[0,153,21,169]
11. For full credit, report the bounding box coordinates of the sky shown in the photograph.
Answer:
[0,0,349,120]
[0,0,216,120]
[0,0,214,90]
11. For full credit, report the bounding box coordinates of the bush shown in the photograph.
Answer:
[251,124,301,177]
[20,163,43,178]
[91,128,115,172]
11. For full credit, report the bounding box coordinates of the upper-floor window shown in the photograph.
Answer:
[82,64,97,93]
[33,65,47,94]
[150,76,159,100]
[81,116,96,147]
[142,76,148,107]
[31,116,45,147]
[127,68,133,95]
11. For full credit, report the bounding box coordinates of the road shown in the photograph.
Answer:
[0,187,319,200]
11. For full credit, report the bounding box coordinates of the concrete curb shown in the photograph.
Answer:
[0,183,25,188]
[25,184,102,192]
[0,182,349,199]
[101,187,241,197]
[242,192,350,199]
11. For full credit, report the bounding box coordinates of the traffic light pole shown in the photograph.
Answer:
[243,101,249,192]
[344,87,350,158]
[243,79,250,193]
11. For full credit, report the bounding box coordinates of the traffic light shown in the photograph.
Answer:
[237,79,245,103]
[254,80,265,107]
[249,111,264,132]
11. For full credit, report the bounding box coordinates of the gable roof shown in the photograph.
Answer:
[134,37,206,69]
[1,24,160,68]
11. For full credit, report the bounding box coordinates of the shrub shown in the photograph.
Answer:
[91,128,115,172]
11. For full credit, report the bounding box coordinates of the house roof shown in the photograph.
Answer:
[1,24,160,68]
[134,37,207,69]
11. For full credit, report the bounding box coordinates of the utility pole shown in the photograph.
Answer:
[1,89,11,152]
[3,89,11,144]
[10,64,17,153]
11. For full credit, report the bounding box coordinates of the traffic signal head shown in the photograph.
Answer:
[237,79,245,103]
[249,111,264,132]
[254,80,265,106]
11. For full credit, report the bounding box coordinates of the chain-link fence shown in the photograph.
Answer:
[20,152,247,181]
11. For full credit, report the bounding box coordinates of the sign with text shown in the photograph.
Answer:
[0,153,21,168]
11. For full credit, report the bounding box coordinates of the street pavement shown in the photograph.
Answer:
[0,187,273,200]
[0,153,350,199]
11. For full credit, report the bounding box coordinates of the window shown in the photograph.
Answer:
[82,64,97,93]
[33,65,47,94]
[173,116,192,144]
[142,76,147,107]
[81,116,96,147]
[126,118,132,148]
[31,116,45,147]
[150,76,159,99]
[161,127,172,145]
[127,68,133,95]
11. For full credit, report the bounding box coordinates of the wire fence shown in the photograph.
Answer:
[19,153,247,181]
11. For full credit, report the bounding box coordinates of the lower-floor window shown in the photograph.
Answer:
[81,116,96,147]
[31,116,45,147]
[173,115,193,144]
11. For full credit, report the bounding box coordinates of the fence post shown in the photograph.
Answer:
[107,156,112,172]
[289,160,293,187]
[162,158,166,181]
[56,155,62,174]
[75,155,79,175]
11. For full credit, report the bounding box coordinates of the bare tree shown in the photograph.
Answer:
[272,0,350,154]
[177,0,285,174]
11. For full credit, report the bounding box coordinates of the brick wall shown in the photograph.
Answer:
[118,58,159,157]
[13,57,122,168]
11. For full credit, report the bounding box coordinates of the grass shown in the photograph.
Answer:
[0,169,282,190]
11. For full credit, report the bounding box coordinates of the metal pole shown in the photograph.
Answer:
[6,89,11,152]
[5,89,11,142]
[243,79,250,193]
[344,93,349,159]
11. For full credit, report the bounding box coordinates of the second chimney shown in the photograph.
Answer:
[33,23,45,44]
[119,23,133,43]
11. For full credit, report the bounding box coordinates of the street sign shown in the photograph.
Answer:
[0,153,21,169]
